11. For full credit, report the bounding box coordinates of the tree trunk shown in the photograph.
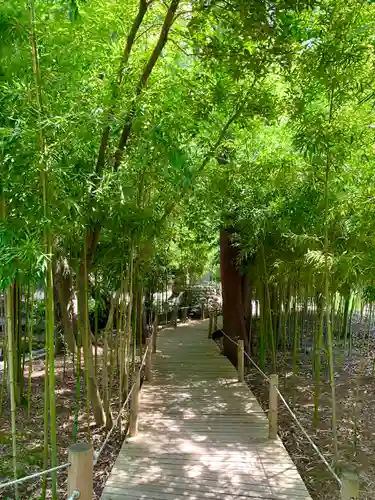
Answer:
[54,259,77,353]
[77,262,106,427]
[220,230,251,366]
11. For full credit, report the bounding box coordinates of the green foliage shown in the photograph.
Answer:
[1,0,375,302]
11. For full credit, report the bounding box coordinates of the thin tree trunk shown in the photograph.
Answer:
[77,263,106,427]
[114,0,181,168]
[96,0,149,176]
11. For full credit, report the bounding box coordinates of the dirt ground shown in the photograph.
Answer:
[2,321,375,500]
[246,336,375,500]
[0,350,136,500]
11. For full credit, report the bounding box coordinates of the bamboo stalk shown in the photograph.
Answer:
[94,274,99,375]
[5,285,19,499]
[28,284,35,419]
[83,234,91,438]
[323,93,339,462]
[28,1,57,494]
[102,329,110,429]
[0,318,8,418]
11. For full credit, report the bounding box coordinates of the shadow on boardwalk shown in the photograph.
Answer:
[101,320,312,500]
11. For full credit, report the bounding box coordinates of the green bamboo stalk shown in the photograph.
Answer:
[5,285,19,499]
[313,296,324,427]
[107,292,118,402]
[118,272,127,431]
[13,283,21,405]
[367,303,373,355]
[102,328,110,428]
[83,234,91,438]
[261,245,276,371]
[124,247,134,401]
[283,282,290,385]
[41,343,49,499]
[292,285,298,374]
[73,297,81,442]
[94,274,99,375]
[46,235,57,498]
[323,95,338,462]
[347,295,355,356]
[21,285,29,399]
[28,1,57,494]
[28,284,35,419]
[0,323,7,418]
[258,281,265,369]
[120,270,128,378]
[139,282,143,359]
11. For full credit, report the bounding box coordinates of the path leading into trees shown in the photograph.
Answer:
[101,320,312,500]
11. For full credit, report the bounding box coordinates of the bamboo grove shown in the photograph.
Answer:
[2,0,375,498]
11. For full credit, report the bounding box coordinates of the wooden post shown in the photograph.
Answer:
[201,301,205,320]
[152,323,157,353]
[208,313,213,338]
[129,372,140,437]
[237,340,244,382]
[145,337,152,382]
[173,305,178,328]
[67,442,93,500]
[268,374,278,440]
[340,472,359,500]
[213,311,218,330]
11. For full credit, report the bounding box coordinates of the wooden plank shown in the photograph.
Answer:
[101,320,312,500]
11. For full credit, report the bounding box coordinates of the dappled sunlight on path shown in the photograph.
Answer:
[101,320,312,500]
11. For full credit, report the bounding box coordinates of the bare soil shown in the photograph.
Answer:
[3,321,375,500]
[245,335,375,500]
[0,349,135,500]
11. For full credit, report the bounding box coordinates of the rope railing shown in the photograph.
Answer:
[93,382,136,465]
[94,345,149,465]
[0,337,153,499]
[217,327,343,490]
[0,462,71,491]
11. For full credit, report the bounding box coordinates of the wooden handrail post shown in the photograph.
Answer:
[129,372,141,437]
[213,311,218,330]
[145,337,152,382]
[208,313,213,338]
[201,301,205,320]
[340,471,359,500]
[67,442,93,500]
[268,374,278,440]
[152,322,157,354]
[237,340,244,382]
[173,305,178,328]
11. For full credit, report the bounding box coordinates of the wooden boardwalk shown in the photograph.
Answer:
[101,320,312,500]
